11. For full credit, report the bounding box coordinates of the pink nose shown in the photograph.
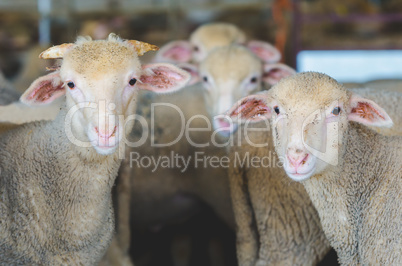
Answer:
[287,153,309,170]
[95,126,117,139]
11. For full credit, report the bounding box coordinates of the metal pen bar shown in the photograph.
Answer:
[38,0,52,46]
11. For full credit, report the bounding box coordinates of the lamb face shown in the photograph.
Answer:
[20,34,190,156]
[228,72,393,181]
[184,45,295,137]
[60,39,143,155]
[200,45,263,136]
[266,73,350,180]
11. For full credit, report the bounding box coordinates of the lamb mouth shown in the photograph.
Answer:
[286,167,315,181]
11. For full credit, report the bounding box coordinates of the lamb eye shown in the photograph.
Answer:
[67,82,75,89]
[250,77,258,83]
[129,78,137,86]
[193,46,199,52]
[332,107,341,115]
[274,106,280,115]
[203,76,208,82]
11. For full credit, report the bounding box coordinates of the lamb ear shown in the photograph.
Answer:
[247,40,281,63]
[226,94,272,123]
[125,40,159,56]
[263,63,296,85]
[176,63,200,86]
[20,72,65,106]
[348,94,393,127]
[138,63,191,93]
[39,43,74,59]
[153,40,193,63]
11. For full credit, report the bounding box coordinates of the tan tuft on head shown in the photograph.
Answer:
[126,40,159,56]
[107,33,159,56]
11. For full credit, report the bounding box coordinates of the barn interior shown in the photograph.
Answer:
[0,1,401,266]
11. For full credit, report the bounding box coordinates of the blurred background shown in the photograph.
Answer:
[1,1,401,265]
[1,0,402,83]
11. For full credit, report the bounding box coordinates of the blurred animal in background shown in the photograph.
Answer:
[79,17,128,40]
[180,44,294,135]
[113,37,295,265]
[154,22,281,64]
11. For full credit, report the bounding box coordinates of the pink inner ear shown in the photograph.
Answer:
[263,68,291,85]
[264,68,283,81]
[230,98,269,120]
[348,95,393,128]
[140,66,184,91]
[351,102,384,121]
[247,40,281,63]
[163,46,192,62]
[250,46,274,60]
[263,64,296,85]
[27,80,65,104]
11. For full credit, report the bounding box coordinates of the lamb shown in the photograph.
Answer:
[112,43,295,264]
[228,72,402,265]
[154,22,281,64]
[0,33,190,264]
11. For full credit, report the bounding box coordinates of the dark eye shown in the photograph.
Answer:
[250,77,258,83]
[332,107,341,115]
[274,106,280,115]
[129,78,137,86]
[67,82,75,89]
[193,46,199,52]
[203,76,208,82]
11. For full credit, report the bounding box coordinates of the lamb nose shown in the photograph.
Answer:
[288,153,308,169]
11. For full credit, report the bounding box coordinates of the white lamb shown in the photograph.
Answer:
[0,33,190,264]
[228,72,401,265]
